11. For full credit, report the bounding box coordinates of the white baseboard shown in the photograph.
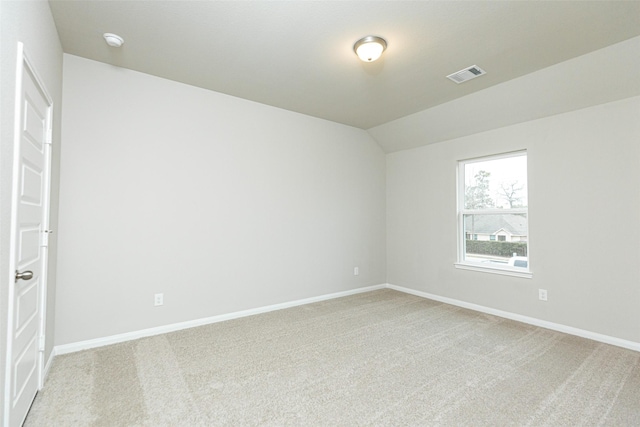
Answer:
[386,283,640,353]
[41,348,56,386]
[54,282,639,356]
[55,284,386,355]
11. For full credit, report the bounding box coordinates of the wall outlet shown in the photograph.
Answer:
[154,293,164,306]
[354,267,359,276]
[538,289,548,301]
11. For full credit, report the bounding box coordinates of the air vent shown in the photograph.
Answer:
[446,65,486,84]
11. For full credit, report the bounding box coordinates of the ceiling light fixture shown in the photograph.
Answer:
[353,36,387,62]
[103,33,124,48]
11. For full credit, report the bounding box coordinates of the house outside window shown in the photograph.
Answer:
[456,151,530,277]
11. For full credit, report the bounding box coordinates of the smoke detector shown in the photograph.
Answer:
[446,65,486,84]
[103,33,124,48]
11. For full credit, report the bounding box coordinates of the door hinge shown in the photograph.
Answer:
[41,230,49,247]
[38,335,45,352]
[45,129,53,145]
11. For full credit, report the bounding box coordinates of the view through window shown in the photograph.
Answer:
[458,151,529,272]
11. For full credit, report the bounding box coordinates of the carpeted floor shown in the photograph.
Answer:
[25,289,640,426]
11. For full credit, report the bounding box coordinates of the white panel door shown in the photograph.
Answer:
[4,45,53,427]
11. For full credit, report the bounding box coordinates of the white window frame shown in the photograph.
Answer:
[455,150,532,278]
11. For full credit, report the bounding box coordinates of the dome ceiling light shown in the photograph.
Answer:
[103,33,124,48]
[353,36,387,62]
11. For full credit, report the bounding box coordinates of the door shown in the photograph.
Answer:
[4,44,53,427]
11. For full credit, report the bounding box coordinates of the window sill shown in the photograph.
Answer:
[454,262,532,279]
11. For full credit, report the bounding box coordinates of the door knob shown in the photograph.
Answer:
[15,270,33,282]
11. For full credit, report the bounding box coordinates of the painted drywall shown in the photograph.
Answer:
[55,55,386,345]
[369,36,640,153]
[0,0,63,419]
[386,96,640,343]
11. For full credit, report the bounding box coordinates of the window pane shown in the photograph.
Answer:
[464,155,527,209]
[463,213,528,268]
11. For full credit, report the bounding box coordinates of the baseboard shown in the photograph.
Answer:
[41,348,56,386]
[386,283,640,352]
[54,282,639,356]
[55,284,387,355]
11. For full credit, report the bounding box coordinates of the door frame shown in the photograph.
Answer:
[3,41,54,426]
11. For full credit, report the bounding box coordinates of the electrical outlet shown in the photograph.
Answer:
[354,267,359,276]
[538,289,547,301]
[154,293,164,306]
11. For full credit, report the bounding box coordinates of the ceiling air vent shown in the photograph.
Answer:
[446,65,486,84]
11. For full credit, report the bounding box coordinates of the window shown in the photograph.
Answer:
[456,151,530,277]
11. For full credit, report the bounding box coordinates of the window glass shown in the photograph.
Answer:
[458,152,529,272]
[464,155,527,209]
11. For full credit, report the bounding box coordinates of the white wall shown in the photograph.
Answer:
[0,0,63,419]
[55,55,386,345]
[387,96,640,343]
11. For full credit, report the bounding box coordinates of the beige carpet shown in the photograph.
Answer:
[25,289,640,426]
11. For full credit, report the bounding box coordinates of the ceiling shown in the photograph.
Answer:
[49,1,640,130]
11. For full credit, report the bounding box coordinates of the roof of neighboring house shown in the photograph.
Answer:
[464,214,527,236]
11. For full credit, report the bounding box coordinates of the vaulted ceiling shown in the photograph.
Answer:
[49,1,640,130]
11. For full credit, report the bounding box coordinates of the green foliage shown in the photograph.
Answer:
[465,170,494,209]
[465,240,528,257]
